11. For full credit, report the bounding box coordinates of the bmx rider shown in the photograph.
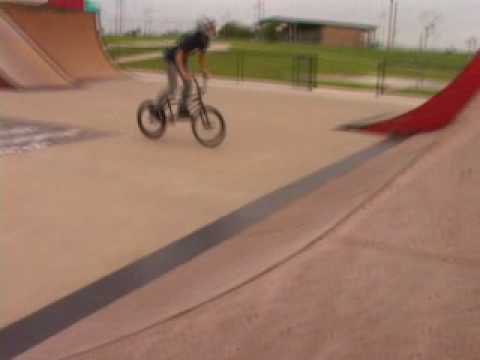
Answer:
[158,18,217,117]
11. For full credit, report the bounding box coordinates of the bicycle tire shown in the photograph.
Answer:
[191,105,226,148]
[137,100,167,139]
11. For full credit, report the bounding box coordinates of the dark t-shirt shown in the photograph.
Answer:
[165,31,210,63]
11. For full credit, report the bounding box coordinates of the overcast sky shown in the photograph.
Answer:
[96,0,479,49]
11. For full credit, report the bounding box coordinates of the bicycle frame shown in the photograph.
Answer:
[163,76,207,123]
[138,74,225,147]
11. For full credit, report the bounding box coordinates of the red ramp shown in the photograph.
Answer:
[48,0,85,11]
[343,52,480,136]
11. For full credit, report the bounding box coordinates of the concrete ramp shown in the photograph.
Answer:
[6,120,438,359]
[12,92,480,359]
[0,3,120,83]
[2,76,478,359]
[0,10,71,89]
[60,95,480,360]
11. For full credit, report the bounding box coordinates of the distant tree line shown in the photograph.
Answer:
[218,22,255,39]
[218,21,289,41]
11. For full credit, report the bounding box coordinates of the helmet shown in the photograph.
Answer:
[197,17,217,36]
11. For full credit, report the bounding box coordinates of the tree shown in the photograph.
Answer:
[258,22,281,42]
[466,36,478,52]
[125,28,142,37]
[219,22,254,39]
[419,10,442,50]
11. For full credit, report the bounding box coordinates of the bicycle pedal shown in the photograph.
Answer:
[177,113,191,120]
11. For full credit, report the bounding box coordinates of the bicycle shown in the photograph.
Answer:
[137,76,226,148]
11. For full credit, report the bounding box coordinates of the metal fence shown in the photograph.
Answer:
[376,58,469,96]
[190,50,318,90]
[112,42,474,97]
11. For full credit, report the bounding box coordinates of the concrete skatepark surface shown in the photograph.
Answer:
[0,75,436,358]
[67,99,480,360]
[1,4,480,357]
[93,96,480,360]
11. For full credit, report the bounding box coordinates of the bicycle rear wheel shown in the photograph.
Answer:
[137,100,167,139]
[191,106,226,148]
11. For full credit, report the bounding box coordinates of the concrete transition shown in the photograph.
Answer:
[1,3,480,359]
[0,8,72,89]
[69,95,480,360]
[0,2,120,89]
[5,84,480,360]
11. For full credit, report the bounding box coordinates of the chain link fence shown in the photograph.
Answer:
[376,56,472,96]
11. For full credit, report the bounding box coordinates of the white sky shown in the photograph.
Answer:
[96,0,480,49]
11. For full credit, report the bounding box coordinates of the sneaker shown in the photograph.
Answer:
[149,103,162,119]
[178,106,191,118]
[155,97,166,109]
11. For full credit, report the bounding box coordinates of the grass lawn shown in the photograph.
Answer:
[108,36,474,92]
[230,40,472,80]
[108,47,165,60]
[119,51,298,83]
[394,88,438,97]
[103,35,178,46]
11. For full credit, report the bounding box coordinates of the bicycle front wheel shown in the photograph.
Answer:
[191,106,226,148]
[137,100,167,139]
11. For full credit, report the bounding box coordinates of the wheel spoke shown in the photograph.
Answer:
[192,106,226,148]
[137,101,167,139]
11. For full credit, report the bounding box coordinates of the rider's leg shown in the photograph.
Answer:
[178,77,192,116]
[156,62,178,107]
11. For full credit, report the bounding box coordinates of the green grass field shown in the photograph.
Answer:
[228,41,472,79]
[108,47,166,60]
[107,37,474,93]
[103,35,177,46]
[119,51,300,84]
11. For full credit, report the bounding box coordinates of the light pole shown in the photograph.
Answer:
[392,0,398,47]
[386,0,399,49]
[115,0,124,35]
[144,7,153,36]
[423,22,435,50]
[419,12,441,51]
[466,36,478,52]
[255,0,266,23]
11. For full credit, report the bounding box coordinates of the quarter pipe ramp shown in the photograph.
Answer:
[0,9,72,89]
[0,3,120,89]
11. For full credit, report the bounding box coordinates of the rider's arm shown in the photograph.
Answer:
[198,52,209,77]
[175,50,192,81]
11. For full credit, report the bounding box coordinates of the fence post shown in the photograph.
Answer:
[236,52,240,83]
[376,59,387,96]
[240,52,245,81]
[298,56,302,87]
[308,56,318,90]
[381,59,387,95]
[308,56,313,90]
[419,60,426,90]
[376,61,382,96]
[292,55,297,87]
